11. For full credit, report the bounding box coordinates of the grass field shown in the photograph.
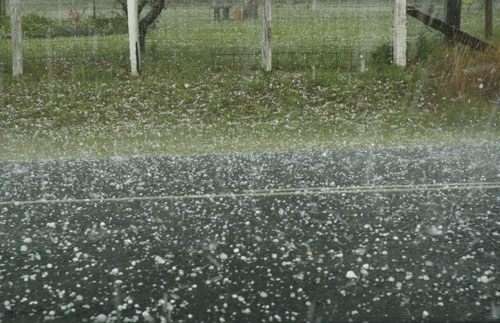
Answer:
[0,1,499,160]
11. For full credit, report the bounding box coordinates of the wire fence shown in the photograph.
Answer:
[211,49,378,72]
[0,0,497,77]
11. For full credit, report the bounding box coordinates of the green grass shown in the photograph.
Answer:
[1,66,498,160]
[0,2,499,160]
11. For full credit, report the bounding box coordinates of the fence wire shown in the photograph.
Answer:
[0,0,497,77]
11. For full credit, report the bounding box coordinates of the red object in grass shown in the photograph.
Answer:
[234,9,242,20]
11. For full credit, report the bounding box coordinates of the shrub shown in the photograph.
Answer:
[421,45,500,100]
[372,42,393,67]
[413,34,439,62]
[0,14,127,38]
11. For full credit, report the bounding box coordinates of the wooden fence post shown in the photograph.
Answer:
[394,0,406,67]
[485,0,492,40]
[444,0,461,44]
[92,1,97,19]
[261,0,272,72]
[127,0,140,76]
[11,0,23,76]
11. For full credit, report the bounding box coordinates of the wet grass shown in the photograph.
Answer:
[0,59,499,160]
[0,3,499,160]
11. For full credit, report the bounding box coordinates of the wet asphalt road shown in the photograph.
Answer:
[0,145,499,323]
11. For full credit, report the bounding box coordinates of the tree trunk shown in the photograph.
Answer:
[117,0,165,53]
[139,25,147,53]
[444,0,461,44]
[243,0,258,20]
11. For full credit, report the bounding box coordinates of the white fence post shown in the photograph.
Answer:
[127,0,140,76]
[11,0,23,76]
[394,0,406,67]
[261,0,272,72]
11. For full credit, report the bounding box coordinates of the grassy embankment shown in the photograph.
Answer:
[0,3,499,160]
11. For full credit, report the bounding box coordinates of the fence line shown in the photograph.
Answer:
[0,0,494,77]
[211,50,381,72]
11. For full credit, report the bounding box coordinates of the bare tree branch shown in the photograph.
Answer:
[116,0,128,16]
[138,0,148,16]
[115,0,166,52]
[139,0,165,51]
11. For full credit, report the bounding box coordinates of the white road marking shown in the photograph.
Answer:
[1,182,499,206]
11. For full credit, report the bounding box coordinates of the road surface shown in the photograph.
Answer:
[1,145,499,323]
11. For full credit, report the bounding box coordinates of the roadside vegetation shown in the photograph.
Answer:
[0,13,128,37]
[0,2,499,160]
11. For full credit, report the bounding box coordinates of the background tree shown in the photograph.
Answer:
[115,0,166,52]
